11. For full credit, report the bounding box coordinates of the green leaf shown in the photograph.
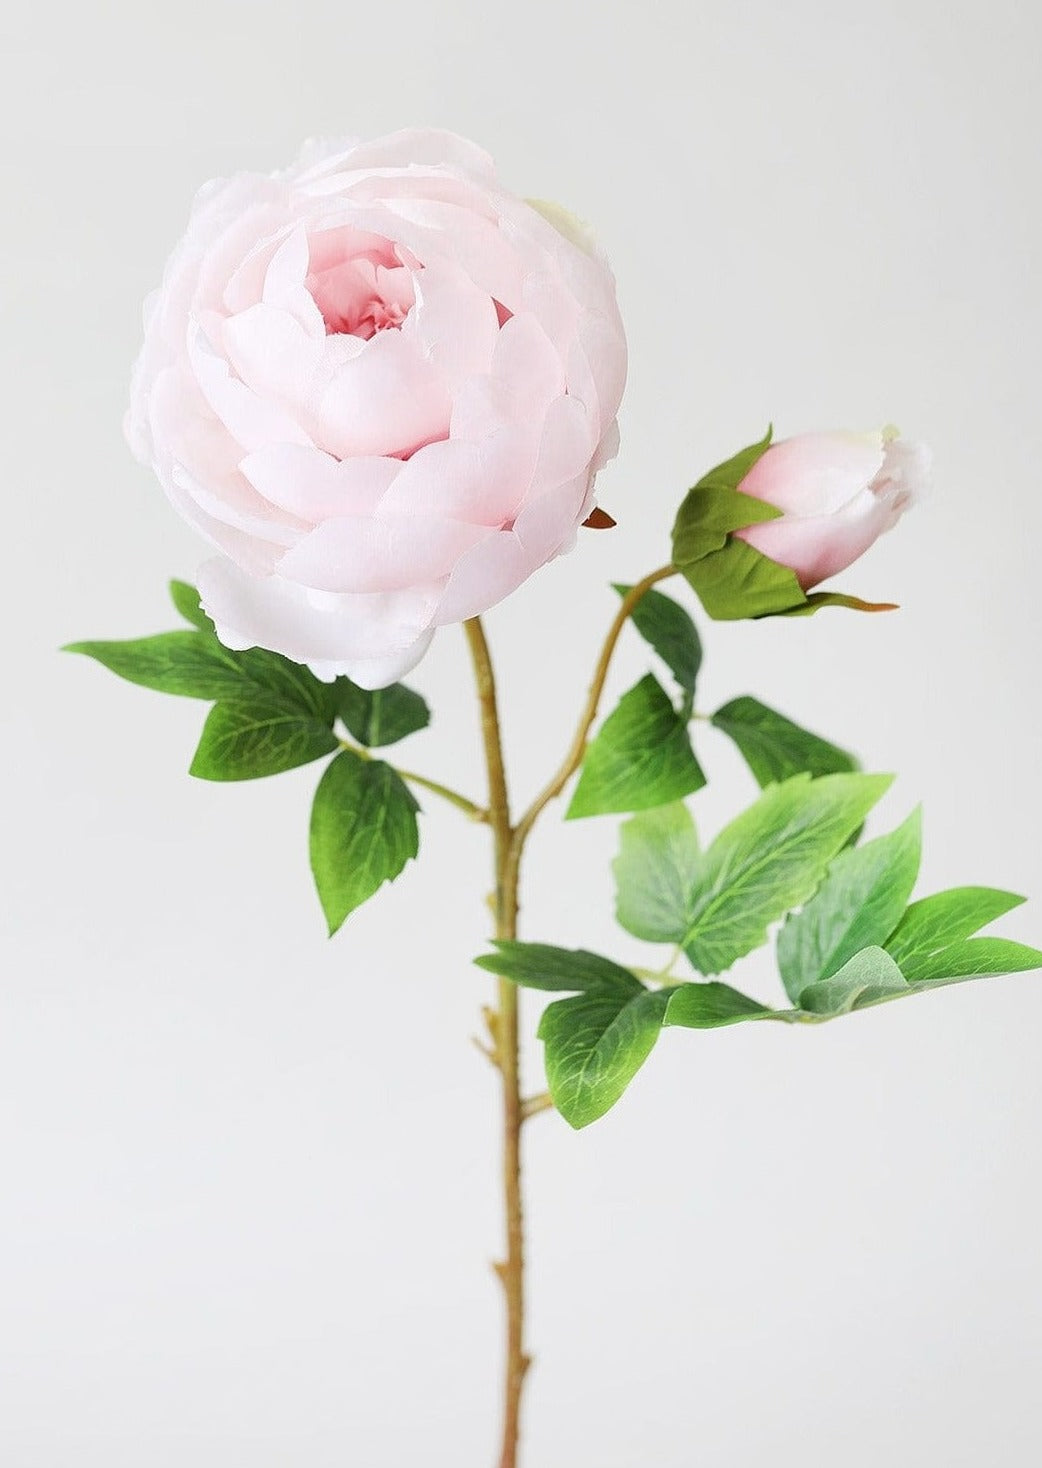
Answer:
[538,986,669,1128]
[335,678,430,748]
[189,698,338,781]
[613,584,702,716]
[169,579,214,631]
[65,632,252,700]
[776,808,922,1001]
[664,981,775,1028]
[798,946,910,1016]
[711,695,857,788]
[309,750,420,936]
[902,938,1042,984]
[613,802,701,944]
[475,942,641,994]
[65,631,335,718]
[566,675,706,819]
[885,887,1026,971]
[682,772,892,975]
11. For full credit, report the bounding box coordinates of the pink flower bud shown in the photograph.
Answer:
[733,432,930,588]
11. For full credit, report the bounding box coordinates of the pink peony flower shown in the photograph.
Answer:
[126,130,627,688]
[733,431,930,588]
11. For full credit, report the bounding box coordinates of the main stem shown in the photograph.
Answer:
[463,565,677,1467]
[463,617,527,1468]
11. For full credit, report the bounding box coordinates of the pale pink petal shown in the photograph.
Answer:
[197,556,439,685]
[262,226,326,337]
[241,446,402,521]
[739,434,886,518]
[172,464,306,548]
[293,129,498,185]
[221,303,324,405]
[490,313,565,419]
[736,487,902,588]
[278,513,493,593]
[377,436,531,526]
[432,532,529,626]
[530,395,598,495]
[188,325,313,452]
[313,330,452,458]
[401,258,499,390]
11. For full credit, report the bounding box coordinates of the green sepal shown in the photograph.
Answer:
[309,749,420,936]
[566,674,706,820]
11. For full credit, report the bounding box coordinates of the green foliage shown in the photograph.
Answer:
[538,986,670,1129]
[900,937,1042,984]
[671,429,897,621]
[776,809,921,1000]
[885,887,1026,971]
[567,675,706,819]
[475,943,638,993]
[663,981,774,1028]
[614,584,702,717]
[189,699,339,781]
[335,679,430,748]
[682,773,892,974]
[711,695,857,788]
[169,579,214,630]
[65,631,261,701]
[613,802,701,944]
[797,947,910,1016]
[310,750,420,936]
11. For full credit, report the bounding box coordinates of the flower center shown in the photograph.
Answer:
[306,256,416,339]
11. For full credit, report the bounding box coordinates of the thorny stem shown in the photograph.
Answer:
[461,566,678,1467]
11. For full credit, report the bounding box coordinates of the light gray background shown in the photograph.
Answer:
[2,1,1041,1464]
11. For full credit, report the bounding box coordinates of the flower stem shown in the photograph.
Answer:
[462,567,677,1466]
[336,738,487,821]
[463,616,528,1468]
[505,565,677,884]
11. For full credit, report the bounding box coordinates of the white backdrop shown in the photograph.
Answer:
[3,1,1041,1464]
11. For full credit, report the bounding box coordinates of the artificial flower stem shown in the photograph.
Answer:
[336,739,487,821]
[506,564,678,876]
[463,616,528,1468]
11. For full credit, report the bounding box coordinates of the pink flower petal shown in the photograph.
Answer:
[736,486,902,588]
[241,446,402,521]
[739,434,886,518]
[197,556,438,686]
[313,329,452,458]
[278,513,493,593]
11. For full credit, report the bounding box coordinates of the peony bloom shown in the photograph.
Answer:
[733,431,930,588]
[126,130,627,687]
